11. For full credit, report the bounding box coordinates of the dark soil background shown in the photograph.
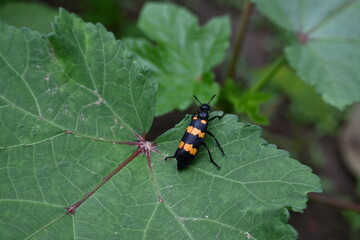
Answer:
[3,0,358,239]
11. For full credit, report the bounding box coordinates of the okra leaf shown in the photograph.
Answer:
[0,9,156,240]
[124,2,230,116]
[155,113,321,239]
[252,0,360,109]
[0,9,320,240]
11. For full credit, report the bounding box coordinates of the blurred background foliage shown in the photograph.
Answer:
[0,0,359,239]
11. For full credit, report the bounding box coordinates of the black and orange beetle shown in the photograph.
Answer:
[165,95,225,170]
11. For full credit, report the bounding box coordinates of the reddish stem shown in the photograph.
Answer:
[64,130,160,214]
[65,148,143,214]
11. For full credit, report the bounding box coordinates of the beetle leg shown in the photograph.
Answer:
[201,142,221,169]
[164,155,176,161]
[206,131,225,156]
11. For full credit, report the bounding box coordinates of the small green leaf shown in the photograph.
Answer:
[252,0,360,109]
[220,78,271,124]
[125,2,231,115]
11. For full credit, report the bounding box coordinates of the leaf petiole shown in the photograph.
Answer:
[64,130,159,214]
[65,148,143,214]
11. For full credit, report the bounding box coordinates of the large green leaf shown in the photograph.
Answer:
[124,2,230,115]
[0,9,156,239]
[252,0,360,109]
[155,113,321,239]
[0,9,320,240]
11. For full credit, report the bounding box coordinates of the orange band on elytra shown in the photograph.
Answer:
[183,143,198,155]
[186,126,205,138]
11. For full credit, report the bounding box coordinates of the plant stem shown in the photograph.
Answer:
[309,193,360,213]
[64,130,159,214]
[249,55,286,93]
[24,214,67,240]
[225,1,255,80]
[65,148,143,214]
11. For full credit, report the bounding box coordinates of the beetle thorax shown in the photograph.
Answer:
[198,104,210,119]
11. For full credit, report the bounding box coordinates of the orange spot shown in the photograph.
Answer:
[198,132,205,138]
[178,141,185,149]
[186,126,193,133]
[192,128,205,138]
[186,127,205,138]
[193,116,198,120]
[184,143,198,155]
[201,120,207,124]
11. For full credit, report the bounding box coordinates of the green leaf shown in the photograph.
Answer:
[235,91,271,124]
[124,2,230,115]
[220,78,271,124]
[0,2,57,34]
[0,9,156,239]
[1,9,320,240]
[50,9,156,137]
[155,113,321,239]
[252,0,360,109]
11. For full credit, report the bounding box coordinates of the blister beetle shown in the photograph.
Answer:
[165,95,225,170]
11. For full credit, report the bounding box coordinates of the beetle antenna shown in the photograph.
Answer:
[207,95,216,104]
[193,95,202,105]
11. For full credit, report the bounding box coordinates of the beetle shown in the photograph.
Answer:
[165,95,225,170]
